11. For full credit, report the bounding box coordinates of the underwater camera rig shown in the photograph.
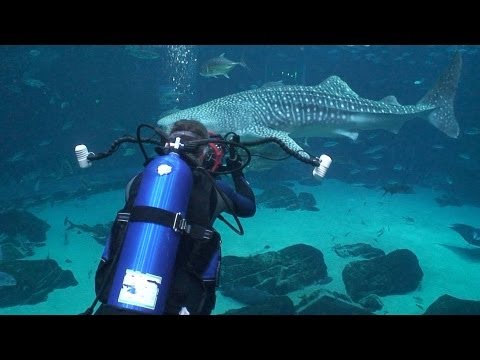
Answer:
[75,124,332,179]
[74,123,332,315]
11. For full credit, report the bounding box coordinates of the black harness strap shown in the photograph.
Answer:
[127,205,217,241]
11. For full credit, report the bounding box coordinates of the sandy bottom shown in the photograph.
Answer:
[1,179,479,315]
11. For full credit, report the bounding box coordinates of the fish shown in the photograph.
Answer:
[439,244,480,262]
[381,183,415,196]
[64,217,112,245]
[158,52,462,160]
[449,224,480,247]
[125,45,162,59]
[260,80,284,88]
[200,53,247,79]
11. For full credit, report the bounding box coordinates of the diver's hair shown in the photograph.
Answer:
[170,119,209,161]
[170,119,208,140]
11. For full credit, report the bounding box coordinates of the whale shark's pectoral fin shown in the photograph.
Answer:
[333,129,359,141]
[247,126,311,159]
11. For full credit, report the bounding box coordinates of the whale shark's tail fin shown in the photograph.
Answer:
[417,51,462,138]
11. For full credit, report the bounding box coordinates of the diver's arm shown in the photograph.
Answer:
[215,168,256,217]
[125,173,143,202]
[231,168,256,212]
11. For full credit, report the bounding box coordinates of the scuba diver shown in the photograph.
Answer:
[91,119,256,315]
[75,118,331,315]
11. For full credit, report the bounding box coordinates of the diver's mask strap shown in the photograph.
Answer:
[169,131,203,140]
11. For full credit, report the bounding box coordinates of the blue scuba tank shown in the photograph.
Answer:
[106,152,193,314]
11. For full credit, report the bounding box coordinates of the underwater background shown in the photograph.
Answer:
[0,45,479,315]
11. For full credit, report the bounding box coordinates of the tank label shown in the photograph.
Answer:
[118,269,162,310]
[157,164,172,176]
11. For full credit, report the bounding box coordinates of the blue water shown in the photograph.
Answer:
[0,44,479,315]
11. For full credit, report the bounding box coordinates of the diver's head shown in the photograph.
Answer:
[169,119,208,162]
[170,119,209,142]
[169,119,226,172]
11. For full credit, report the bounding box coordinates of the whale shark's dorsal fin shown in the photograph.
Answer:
[316,75,360,98]
[380,95,402,106]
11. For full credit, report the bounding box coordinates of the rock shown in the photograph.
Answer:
[0,210,51,261]
[424,294,480,315]
[220,285,276,305]
[297,192,319,211]
[221,243,328,296]
[296,290,374,315]
[0,259,78,307]
[342,249,423,302]
[0,210,50,243]
[358,294,384,311]
[256,186,298,209]
[333,243,385,259]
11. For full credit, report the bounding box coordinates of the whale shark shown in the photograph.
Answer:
[157,52,462,159]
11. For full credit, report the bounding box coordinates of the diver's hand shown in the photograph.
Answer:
[228,134,241,160]
[225,156,243,173]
